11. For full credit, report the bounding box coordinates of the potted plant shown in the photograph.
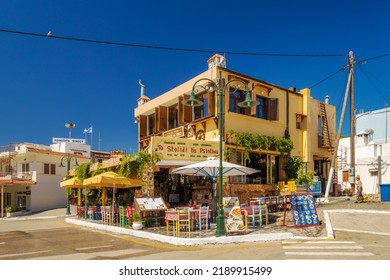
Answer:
[132,212,143,230]
[344,188,353,197]
[295,165,315,192]
[5,206,13,217]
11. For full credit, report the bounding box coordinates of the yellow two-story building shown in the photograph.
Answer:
[134,54,336,206]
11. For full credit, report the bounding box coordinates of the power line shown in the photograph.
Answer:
[0,28,348,57]
[309,66,347,89]
[356,53,390,64]
[357,65,390,104]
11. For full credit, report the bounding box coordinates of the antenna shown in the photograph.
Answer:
[139,80,145,97]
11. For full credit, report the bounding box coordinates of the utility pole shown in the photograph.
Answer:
[324,51,354,201]
[349,51,356,195]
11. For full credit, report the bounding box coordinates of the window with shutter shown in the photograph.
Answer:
[139,115,147,138]
[267,98,278,121]
[159,106,168,132]
[169,105,179,129]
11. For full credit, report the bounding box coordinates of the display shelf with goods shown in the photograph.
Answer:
[134,197,167,227]
[191,185,212,209]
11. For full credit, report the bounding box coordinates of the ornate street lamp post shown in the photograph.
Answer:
[183,70,258,236]
[59,154,79,215]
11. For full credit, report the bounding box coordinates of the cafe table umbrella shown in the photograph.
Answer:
[171,157,259,220]
[83,171,142,220]
[60,177,86,215]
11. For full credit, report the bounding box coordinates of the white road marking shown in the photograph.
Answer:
[283,240,375,258]
[0,250,51,258]
[76,245,113,251]
[285,252,374,256]
[282,240,356,244]
[333,227,390,236]
[283,245,364,250]
[26,248,147,260]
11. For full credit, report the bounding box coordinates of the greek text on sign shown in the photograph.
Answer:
[151,136,219,161]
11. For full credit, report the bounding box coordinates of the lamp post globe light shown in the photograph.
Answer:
[183,70,259,237]
[59,154,79,215]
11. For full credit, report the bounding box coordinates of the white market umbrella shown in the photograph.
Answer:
[172,157,259,219]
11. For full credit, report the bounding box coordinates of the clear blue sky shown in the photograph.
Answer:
[1,0,389,153]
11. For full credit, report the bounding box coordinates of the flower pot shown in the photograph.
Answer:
[132,222,143,230]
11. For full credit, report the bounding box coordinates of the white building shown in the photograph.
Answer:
[337,112,390,194]
[0,140,90,217]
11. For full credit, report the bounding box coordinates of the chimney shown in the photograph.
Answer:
[325,95,329,104]
[207,54,227,69]
[289,86,296,92]
[139,80,145,97]
[137,79,150,107]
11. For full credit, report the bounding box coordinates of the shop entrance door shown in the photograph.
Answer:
[17,194,26,211]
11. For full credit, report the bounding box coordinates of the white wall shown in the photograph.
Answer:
[337,136,390,194]
[12,143,89,212]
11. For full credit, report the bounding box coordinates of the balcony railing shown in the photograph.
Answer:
[0,171,34,181]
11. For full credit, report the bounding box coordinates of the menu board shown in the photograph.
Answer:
[289,194,319,227]
[135,197,167,211]
[224,206,246,234]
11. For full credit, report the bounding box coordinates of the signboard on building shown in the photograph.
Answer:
[52,138,86,144]
[151,136,219,161]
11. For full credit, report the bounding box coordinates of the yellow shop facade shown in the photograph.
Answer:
[134,54,336,206]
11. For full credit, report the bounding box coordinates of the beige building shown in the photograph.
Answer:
[134,55,336,204]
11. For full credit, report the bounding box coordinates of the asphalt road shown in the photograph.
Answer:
[1,211,390,260]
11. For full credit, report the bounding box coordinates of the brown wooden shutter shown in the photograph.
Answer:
[158,106,167,132]
[155,107,160,132]
[250,91,257,116]
[208,91,215,116]
[139,115,147,138]
[182,94,192,123]
[179,96,185,125]
[268,98,278,121]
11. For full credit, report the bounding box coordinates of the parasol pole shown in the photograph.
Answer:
[212,178,216,222]
[112,183,116,224]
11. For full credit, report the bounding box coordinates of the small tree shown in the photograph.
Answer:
[295,165,316,186]
[285,156,302,180]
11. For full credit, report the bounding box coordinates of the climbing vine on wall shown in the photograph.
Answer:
[226,129,293,161]
[118,151,160,179]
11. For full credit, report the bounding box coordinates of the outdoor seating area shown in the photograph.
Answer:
[77,204,134,226]
[165,206,212,236]
[71,195,285,238]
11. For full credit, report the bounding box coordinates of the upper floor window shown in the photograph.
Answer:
[194,93,209,120]
[147,114,155,135]
[168,105,179,130]
[44,163,56,175]
[229,89,248,115]
[22,163,30,173]
[254,96,278,121]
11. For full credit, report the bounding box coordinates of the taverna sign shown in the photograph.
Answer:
[151,136,219,161]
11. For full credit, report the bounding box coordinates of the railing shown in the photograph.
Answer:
[0,171,34,180]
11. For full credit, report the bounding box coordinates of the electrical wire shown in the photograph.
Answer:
[356,53,390,64]
[0,28,348,57]
[357,65,390,105]
[309,66,347,89]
